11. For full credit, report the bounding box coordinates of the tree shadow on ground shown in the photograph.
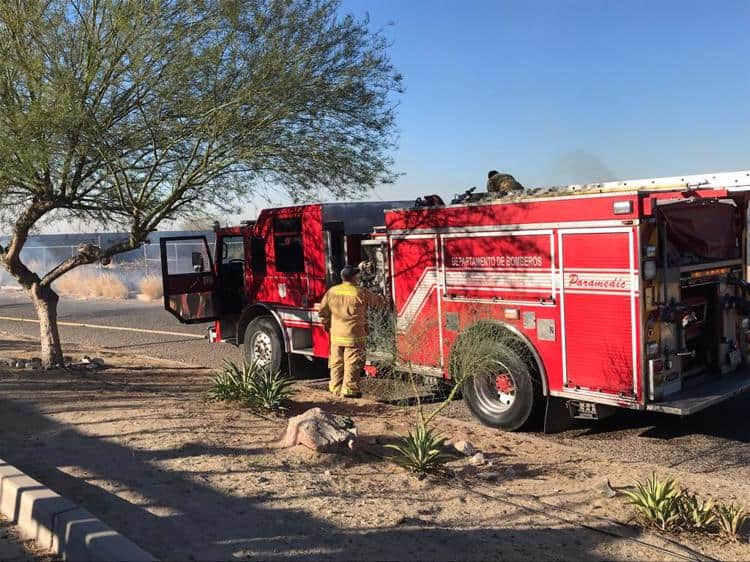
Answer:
[0,374,657,562]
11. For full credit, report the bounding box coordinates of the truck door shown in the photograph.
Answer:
[160,236,217,323]
[559,228,639,398]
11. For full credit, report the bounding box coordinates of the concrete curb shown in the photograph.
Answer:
[0,461,157,561]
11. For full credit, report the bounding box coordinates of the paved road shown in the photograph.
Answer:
[0,291,748,480]
[0,291,241,368]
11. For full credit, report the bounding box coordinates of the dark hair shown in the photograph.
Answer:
[340,266,360,281]
[488,170,499,179]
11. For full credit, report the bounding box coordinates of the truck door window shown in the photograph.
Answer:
[273,217,305,273]
[324,221,345,286]
[251,236,267,273]
[164,239,212,275]
[221,236,244,264]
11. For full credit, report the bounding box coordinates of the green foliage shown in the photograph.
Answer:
[208,360,258,402]
[0,0,401,364]
[716,503,746,542]
[622,473,683,531]
[677,492,716,532]
[208,360,294,412]
[245,365,296,412]
[624,474,747,542]
[385,422,450,473]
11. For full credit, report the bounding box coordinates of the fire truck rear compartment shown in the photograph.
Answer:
[650,279,750,415]
[678,282,720,376]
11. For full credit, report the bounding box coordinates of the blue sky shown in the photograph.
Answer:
[338,0,750,203]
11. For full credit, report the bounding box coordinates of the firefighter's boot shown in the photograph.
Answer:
[328,344,345,395]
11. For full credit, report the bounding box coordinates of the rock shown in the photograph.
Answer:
[453,440,476,456]
[91,357,105,366]
[279,408,357,453]
[505,467,516,477]
[596,479,617,498]
[468,452,485,466]
[477,471,500,481]
[257,476,269,484]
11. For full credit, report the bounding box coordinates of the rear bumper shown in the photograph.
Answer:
[646,368,750,415]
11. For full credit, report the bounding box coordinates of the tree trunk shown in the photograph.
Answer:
[29,284,64,368]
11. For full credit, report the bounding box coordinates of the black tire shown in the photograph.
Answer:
[243,316,285,373]
[461,341,542,431]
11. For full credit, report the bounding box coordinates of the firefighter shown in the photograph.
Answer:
[318,265,384,398]
[486,170,524,195]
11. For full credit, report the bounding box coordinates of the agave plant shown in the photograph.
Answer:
[677,493,716,532]
[207,360,256,402]
[715,503,746,542]
[622,473,683,531]
[385,422,450,473]
[246,367,296,412]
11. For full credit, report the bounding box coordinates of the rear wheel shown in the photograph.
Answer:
[243,316,285,373]
[461,341,542,431]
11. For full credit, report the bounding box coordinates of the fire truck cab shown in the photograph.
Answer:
[161,170,750,432]
[160,201,409,370]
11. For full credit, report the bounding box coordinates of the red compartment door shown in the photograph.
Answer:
[559,229,639,397]
[391,236,442,369]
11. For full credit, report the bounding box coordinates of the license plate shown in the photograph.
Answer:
[567,400,598,420]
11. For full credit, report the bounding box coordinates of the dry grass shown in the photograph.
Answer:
[54,268,129,300]
[138,275,163,300]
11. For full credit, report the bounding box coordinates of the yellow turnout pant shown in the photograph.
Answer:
[329,344,366,395]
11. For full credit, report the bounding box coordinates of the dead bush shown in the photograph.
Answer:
[54,269,129,300]
[138,275,163,300]
[98,273,129,299]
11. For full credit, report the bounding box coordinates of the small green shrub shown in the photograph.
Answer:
[622,473,683,531]
[385,422,450,473]
[246,367,295,412]
[716,503,746,542]
[208,360,256,402]
[208,360,294,412]
[677,493,716,532]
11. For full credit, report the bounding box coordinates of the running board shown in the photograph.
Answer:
[646,370,750,415]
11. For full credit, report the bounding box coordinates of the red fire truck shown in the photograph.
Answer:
[161,170,750,431]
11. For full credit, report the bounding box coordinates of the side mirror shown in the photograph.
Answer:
[191,252,205,273]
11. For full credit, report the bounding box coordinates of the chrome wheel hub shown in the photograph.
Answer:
[251,331,273,367]
[474,362,517,414]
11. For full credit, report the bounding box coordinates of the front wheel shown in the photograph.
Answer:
[462,342,542,431]
[243,316,285,373]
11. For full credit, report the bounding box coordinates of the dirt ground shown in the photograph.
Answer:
[0,334,747,561]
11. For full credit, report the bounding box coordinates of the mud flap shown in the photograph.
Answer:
[543,397,573,434]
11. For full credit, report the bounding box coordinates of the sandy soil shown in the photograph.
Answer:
[0,334,746,561]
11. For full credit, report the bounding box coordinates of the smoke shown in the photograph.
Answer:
[545,149,616,186]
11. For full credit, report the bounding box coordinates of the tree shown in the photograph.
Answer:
[0,0,401,366]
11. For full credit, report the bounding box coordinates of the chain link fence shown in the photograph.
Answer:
[0,231,215,289]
